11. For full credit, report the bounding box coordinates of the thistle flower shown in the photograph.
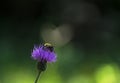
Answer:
[31,43,57,63]
[31,43,57,83]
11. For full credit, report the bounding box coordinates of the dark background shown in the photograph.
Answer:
[0,0,120,83]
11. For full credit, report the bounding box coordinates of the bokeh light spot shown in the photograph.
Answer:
[95,64,119,83]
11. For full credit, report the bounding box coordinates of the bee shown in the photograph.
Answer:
[44,43,54,52]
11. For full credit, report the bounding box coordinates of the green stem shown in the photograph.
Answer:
[34,70,42,83]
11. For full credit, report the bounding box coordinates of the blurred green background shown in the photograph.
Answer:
[0,0,120,83]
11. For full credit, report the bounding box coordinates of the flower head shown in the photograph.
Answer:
[31,43,57,63]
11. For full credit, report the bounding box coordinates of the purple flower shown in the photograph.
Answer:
[31,44,57,63]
